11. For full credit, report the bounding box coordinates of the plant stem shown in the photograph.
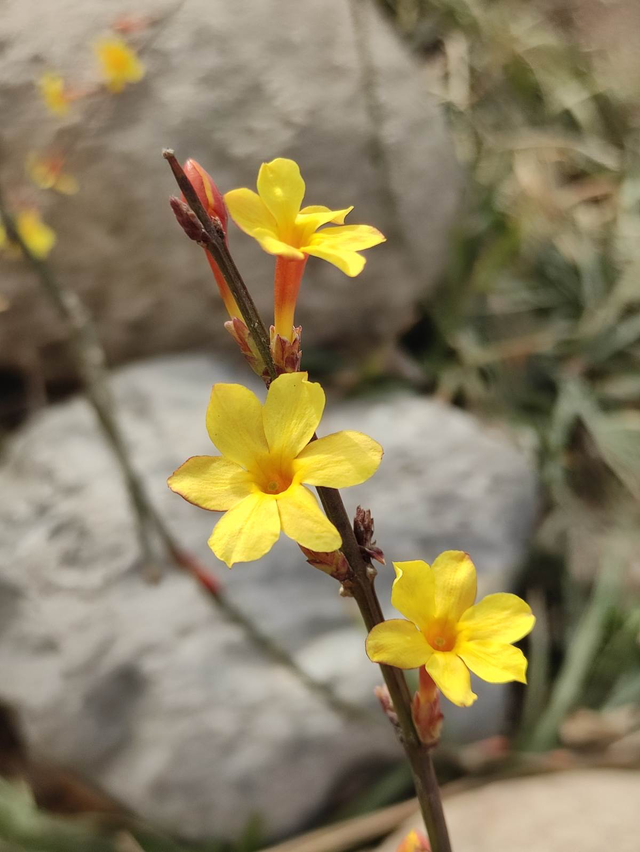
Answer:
[0,181,361,725]
[166,154,453,852]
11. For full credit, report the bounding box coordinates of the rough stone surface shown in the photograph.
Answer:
[380,770,640,852]
[0,355,537,839]
[0,0,460,385]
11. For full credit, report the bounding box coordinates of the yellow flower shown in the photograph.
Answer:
[94,36,145,93]
[366,552,535,707]
[168,372,383,566]
[225,158,386,339]
[38,73,72,116]
[0,209,56,260]
[26,153,79,195]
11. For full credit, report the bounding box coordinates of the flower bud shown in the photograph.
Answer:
[270,324,302,375]
[354,506,385,565]
[397,830,431,852]
[299,545,350,582]
[183,159,228,233]
[412,667,444,748]
[225,318,266,377]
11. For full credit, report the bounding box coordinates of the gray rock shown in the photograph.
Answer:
[0,0,460,385]
[0,355,537,839]
[379,770,640,852]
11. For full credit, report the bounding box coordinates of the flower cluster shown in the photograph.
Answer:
[168,155,535,714]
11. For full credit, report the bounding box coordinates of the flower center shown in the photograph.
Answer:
[252,457,294,495]
[424,619,457,653]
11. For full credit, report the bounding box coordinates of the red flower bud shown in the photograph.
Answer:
[182,158,228,233]
[412,668,444,748]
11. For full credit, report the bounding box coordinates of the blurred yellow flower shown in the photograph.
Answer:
[397,830,430,852]
[168,371,382,566]
[26,153,79,195]
[225,158,385,338]
[38,73,72,116]
[94,36,145,93]
[366,552,535,707]
[0,209,56,260]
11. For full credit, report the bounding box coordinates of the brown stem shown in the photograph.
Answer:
[165,153,452,852]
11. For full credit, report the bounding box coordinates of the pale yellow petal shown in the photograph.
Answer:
[257,158,305,233]
[254,232,305,260]
[206,383,268,468]
[391,561,435,633]
[432,551,477,622]
[457,639,528,684]
[298,204,353,225]
[208,492,280,566]
[366,620,432,668]
[306,224,386,251]
[54,173,79,195]
[294,430,382,487]
[262,372,325,462]
[168,455,252,511]
[457,593,535,643]
[425,652,477,707]
[295,206,353,244]
[277,484,341,551]
[303,243,366,276]
[224,188,279,239]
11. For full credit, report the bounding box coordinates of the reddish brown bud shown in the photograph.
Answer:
[374,684,399,730]
[299,545,350,582]
[270,325,302,375]
[225,318,266,377]
[169,196,206,242]
[354,506,385,565]
[412,668,443,748]
[182,158,228,233]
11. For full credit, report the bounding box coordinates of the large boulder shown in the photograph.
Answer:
[0,0,460,387]
[0,355,537,840]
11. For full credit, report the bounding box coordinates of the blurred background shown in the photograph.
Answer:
[0,1,639,850]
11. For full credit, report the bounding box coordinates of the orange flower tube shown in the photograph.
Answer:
[273,255,307,340]
[182,159,241,320]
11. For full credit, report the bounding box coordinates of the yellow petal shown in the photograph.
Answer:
[224,188,279,240]
[95,37,145,92]
[38,73,70,117]
[431,551,477,622]
[425,652,477,707]
[262,372,325,462]
[277,484,341,551]
[295,205,353,244]
[254,231,306,259]
[307,224,386,251]
[294,430,382,487]
[303,243,366,276]
[457,639,528,684]
[208,492,280,566]
[391,561,435,633]
[168,455,252,511]
[457,593,535,643]
[16,210,56,259]
[206,383,268,468]
[298,205,353,225]
[256,158,305,234]
[366,620,432,669]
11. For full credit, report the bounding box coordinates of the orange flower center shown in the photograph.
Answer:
[424,619,457,653]
[252,457,294,495]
